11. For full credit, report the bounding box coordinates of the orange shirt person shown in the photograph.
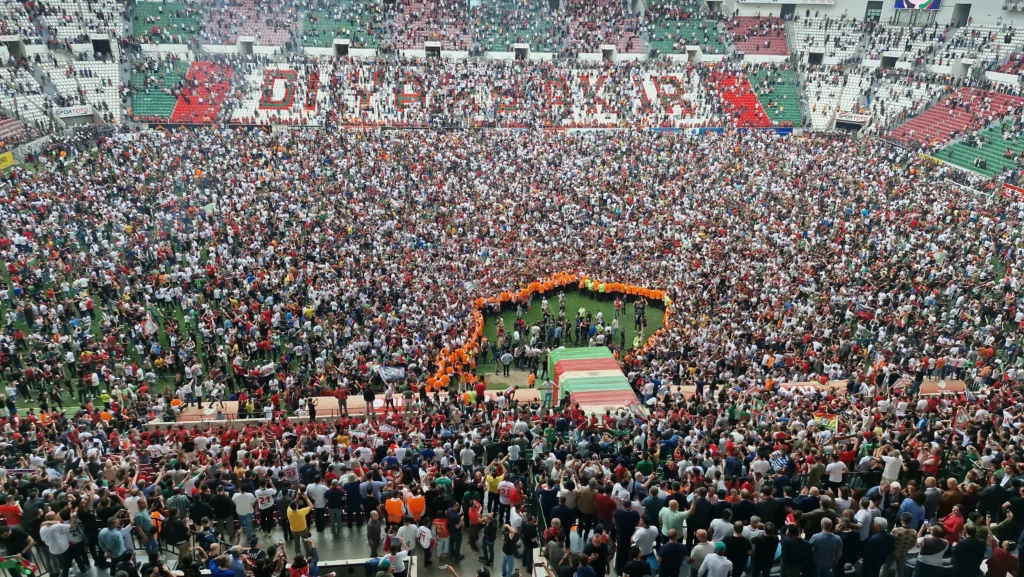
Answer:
[407,493,426,523]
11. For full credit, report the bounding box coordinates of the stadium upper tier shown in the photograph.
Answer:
[2,0,1024,184]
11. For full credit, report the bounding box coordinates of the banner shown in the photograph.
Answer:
[895,0,940,9]
[813,412,838,431]
[54,105,92,118]
[1003,183,1024,201]
[0,151,14,171]
[370,363,406,382]
[836,112,872,123]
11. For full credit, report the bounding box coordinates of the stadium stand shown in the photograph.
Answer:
[563,0,644,53]
[725,15,788,56]
[803,66,844,130]
[863,70,947,134]
[132,0,202,44]
[392,0,474,50]
[889,87,1024,149]
[473,0,563,53]
[1001,51,1024,73]
[0,66,51,128]
[204,0,296,46]
[38,60,122,123]
[300,0,384,49]
[835,69,865,114]
[169,61,234,124]
[937,119,1024,177]
[937,24,1024,65]
[746,64,801,126]
[791,16,865,61]
[0,2,41,42]
[707,67,771,128]
[866,23,942,62]
[68,61,121,122]
[130,57,189,121]
[0,116,34,149]
[33,0,125,41]
[646,1,726,55]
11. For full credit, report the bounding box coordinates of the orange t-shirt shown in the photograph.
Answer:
[385,499,405,524]
[407,496,426,521]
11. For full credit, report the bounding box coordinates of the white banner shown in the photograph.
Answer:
[836,112,872,123]
[55,105,92,118]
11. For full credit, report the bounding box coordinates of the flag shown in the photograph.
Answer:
[0,555,39,575]
[813,412,838,431]
[142,313,158,336]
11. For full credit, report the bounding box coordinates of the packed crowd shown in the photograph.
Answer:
[0,127,1022,577]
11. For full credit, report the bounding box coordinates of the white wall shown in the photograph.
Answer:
[483,51,557,60]
[987,70,1021,83]
[398,49,470,59]
[140,44,191,56]
[743,53,790,63]
[24,44,48,57]
[201,44,238,54]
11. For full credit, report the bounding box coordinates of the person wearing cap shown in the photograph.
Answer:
[697,542,733,577]
[373,557,392,577]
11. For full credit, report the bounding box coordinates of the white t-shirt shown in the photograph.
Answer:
[388,550,409,573]
[125,495,141,517]
[232,492,257,516]
[305,483,328,508]
[255,488,277,510]
[826,461,848,483]
[417,525,433,549]
[882,455,903,479]
[854,509,873,541]
[498,480,516,505]
[750,459,771,477]
[632,526,660,556]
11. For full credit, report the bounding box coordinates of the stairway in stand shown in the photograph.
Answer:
[709,69,773,128]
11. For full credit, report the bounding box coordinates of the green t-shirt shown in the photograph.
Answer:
[636,460,655,476]
[436,476,453,498]
[659,508,688,534]
[808,463,826,487]
[462,488,482,508]
[544,428,556,445]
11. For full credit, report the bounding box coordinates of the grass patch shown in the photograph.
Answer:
[476,290,664,374]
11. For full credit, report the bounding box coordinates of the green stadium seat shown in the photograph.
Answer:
[133,2,201,43]
[746,67,802,126]
[935,121,1024,178]
[474,0,560,53]
[302,2,384,48]
[132,62,189,120]
[132,91,178,119]
[646,1,724,55]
